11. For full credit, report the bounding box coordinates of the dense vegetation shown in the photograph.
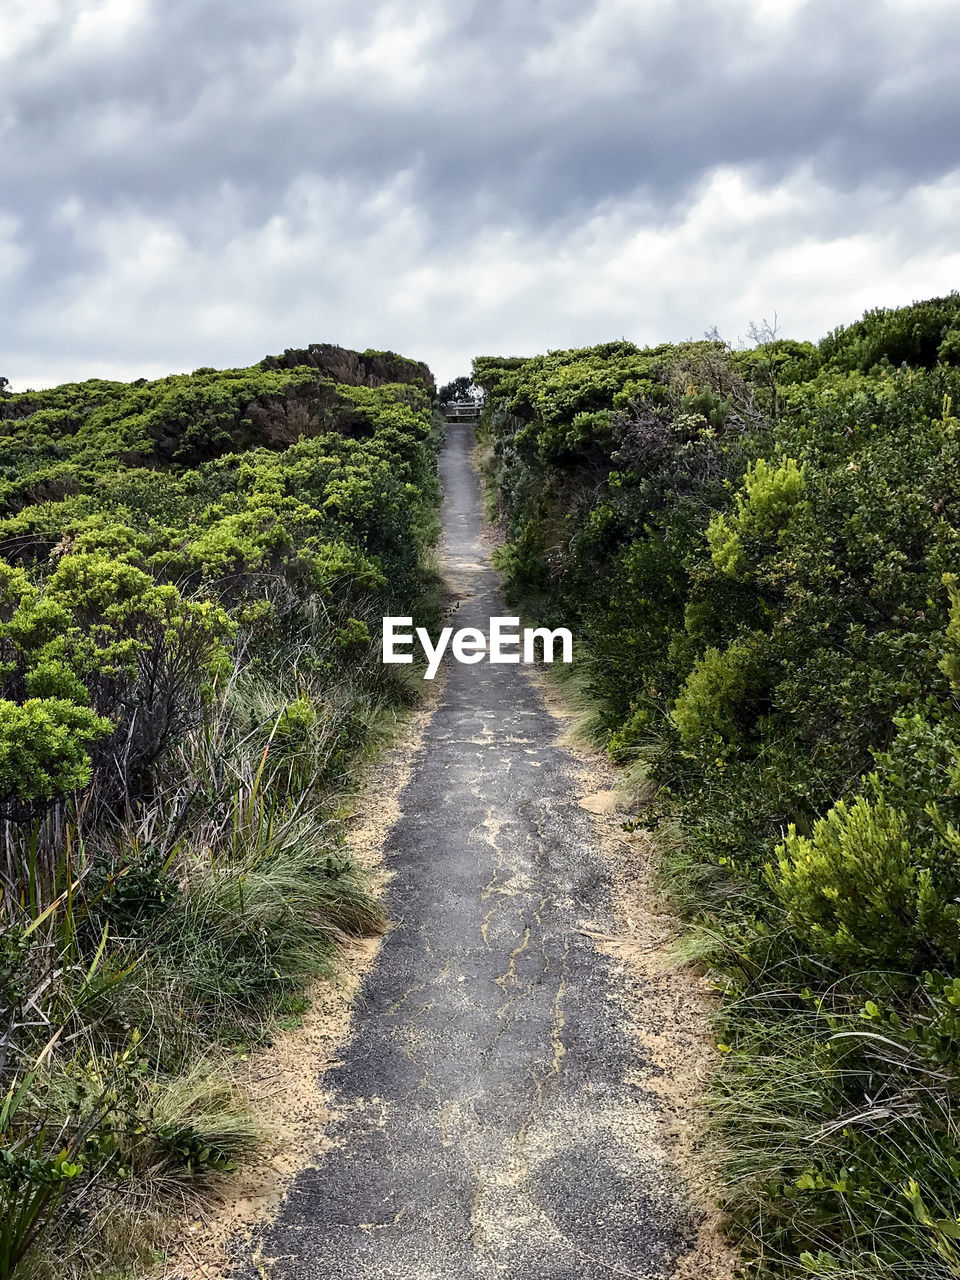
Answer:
[474,294,960,1279]
[0,344,440,1278]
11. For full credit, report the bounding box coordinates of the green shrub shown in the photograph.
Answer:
[0,343,439,1279]
[706,457,806,575]
[818,293,960,373]
[473,298,960,1276]
[0,698,111,809]
[770,795,960,969]
[671,638,767,752]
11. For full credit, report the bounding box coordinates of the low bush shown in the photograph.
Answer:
[474,294,960,1276]
[0,345,440,1278]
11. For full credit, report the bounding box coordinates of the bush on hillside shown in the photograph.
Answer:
[474,297,960,1276]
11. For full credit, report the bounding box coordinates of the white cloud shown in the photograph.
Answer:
[3,0,960,390]
[0,0,62,64]
[0,216,29,288]
[7,161,960,392]
[69,0,147,50]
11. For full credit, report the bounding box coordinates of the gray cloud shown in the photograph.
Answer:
[2,0,959,385]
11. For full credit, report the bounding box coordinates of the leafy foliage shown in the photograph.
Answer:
[475,298,960,1277]
[0,345,439,1278]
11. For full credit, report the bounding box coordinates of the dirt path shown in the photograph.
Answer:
[229,423,731,1280]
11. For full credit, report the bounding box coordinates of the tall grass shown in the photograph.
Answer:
[0,632,398,1279]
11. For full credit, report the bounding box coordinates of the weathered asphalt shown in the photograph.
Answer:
[232,423,696,1279]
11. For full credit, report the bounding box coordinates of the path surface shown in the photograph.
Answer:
[233,424,699,1279]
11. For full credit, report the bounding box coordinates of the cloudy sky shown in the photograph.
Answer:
[3,0,959,388]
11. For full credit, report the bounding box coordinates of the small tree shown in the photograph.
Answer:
[438,376,481,404]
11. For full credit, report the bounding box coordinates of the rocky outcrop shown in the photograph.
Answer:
[260,343,434,391]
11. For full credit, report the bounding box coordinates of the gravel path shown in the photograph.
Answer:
[231,422,702,1279]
